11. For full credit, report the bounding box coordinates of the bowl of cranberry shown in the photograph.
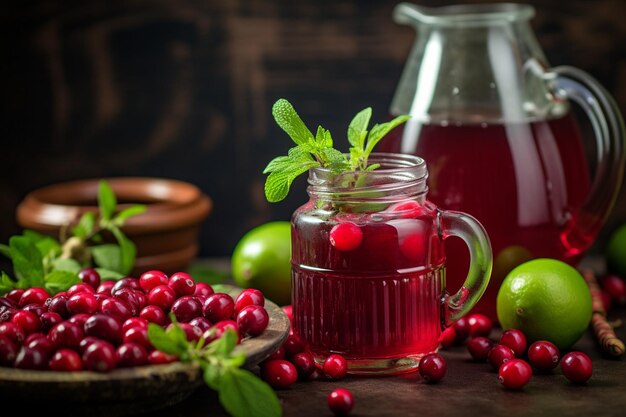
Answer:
[0,272,290,416]
[16,177,212,276]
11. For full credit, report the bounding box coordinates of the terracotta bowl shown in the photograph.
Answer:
[16,177,212,276]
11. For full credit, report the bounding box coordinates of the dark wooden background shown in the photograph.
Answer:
[2,0,626,257]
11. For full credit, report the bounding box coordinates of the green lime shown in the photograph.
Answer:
[496,258,592,350]
[607,224,626,277]
[231,221,292,306]
[492,245,533,280]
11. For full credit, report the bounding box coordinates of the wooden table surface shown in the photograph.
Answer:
[124,257,626,417]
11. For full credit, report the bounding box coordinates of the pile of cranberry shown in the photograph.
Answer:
[431,313,594,388]
[0,269,270,372]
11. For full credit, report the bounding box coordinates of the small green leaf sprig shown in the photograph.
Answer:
[148,321,281,417]
[263,99,409,202]
[0,180,145,295]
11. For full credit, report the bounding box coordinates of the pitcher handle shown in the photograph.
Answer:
[438,210,492,324]
[547,67,626,250]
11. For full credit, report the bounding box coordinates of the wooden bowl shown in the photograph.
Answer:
[0,286,290,415]
[15,177,212,276]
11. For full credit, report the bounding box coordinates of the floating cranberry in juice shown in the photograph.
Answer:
[291,154,492,375]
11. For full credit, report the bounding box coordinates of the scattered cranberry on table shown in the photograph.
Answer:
[261,359,298,389]
[467,337,495,361]
[498,359,533,389]
[327,388,354,416]
[467,314,493,337]
[487,344,515,371]
[323,354,349,380]
[418,353,447,383]
[561,351,593,383]
[527,341,560,371]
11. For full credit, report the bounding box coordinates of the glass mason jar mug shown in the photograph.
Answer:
[291,153,492,375]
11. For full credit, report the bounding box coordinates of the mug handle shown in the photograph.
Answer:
[546,67,626,250]
[438,210,492,324]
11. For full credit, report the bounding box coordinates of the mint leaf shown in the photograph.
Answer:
[72,212,96,239]
[203,362,223,390]
[272,98,315,146]
[315,126,333,148]
[347,107,372,148]
[22,230,61,259]
[148,324,187,357]
[44,270,80,295]
[52,258,82,274]
[111,227,136,275]
[265,161,319,203]
[114,204,146,225]
[219,368,282,417]
[364,115,410,156]
[98,180,117,221]
[0,244,10,259]
[10,236,44,287]
[209,329,238,357]
[0,271,15,295]
[95,268,125,280]
[320,147,349,172]
[165,321,192,360]
[91,244,122,273]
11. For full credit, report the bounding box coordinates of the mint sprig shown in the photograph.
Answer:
[263,98,409,202]
[148,322,281,417]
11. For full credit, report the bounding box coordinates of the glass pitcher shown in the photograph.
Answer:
[380,3,626,321]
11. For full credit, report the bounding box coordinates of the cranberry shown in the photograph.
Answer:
[47,294,70,318]
[67,292,99,315]
[79,268,101,290]
[292,351,316,379]
[26,334,55,356]
[203,293,235,323]
[236,305,269,337]
[261,359,298,389]
[467,314,492,337]
[116,342,148,367]
[418,353,447,383]
[19,287,50,307]
[194,282,214,299]
[189,316,212,332]
[266,346,286,361]
[323,354,348,380]
[14,346,49,370]
[24,332,46,345]
[234,289,265,314]
[122,317,149,333]
[148,350,178,364]
[387,200,422,217]
[176,323,203,343]
[122,326,151,349]
[112,277,142,294]
[49,348,83,371]
[601,274,626,305]
[439,326,456,349]
[84,314,122,344]
[171,296,203,323]
[0,335,18,366]
[328,388,354,416]
[0,297,17,309]
[140,305,167,325]
[7,289,25,304]
[100,297,133,321]
[203,321,239,345]
[330,222,363,251]
[67,283,96,296]
[40,312,63,332]
[139,270,169,292]
[48,321,84,350]
[561,351,593,383]
[11,310,41,335]
[452,316,470,343]
[467,337,495,361]
[498,359,532,389]
[68,313,91,328]
[79,336,102,354]
[148,285,177,311]
[499,329,527,357]
[0,306,16,323]
[167,272,195,297]
[282,305,293,322]
[97,280,116,295]
[94,293,111,305]
[0,322,25,345]
[488,344,515,371]
[82,340,117,372]
[22,303,46,317]
[527,341,560,371]
[283,332,307,356]
[112,288,145,313]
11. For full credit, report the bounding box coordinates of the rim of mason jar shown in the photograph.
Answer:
[394,3,535,27]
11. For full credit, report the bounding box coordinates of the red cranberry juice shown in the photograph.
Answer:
[379,113,592,319]
[292,205,446,360]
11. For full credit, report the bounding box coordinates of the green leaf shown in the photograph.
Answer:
[22,230,48,242]
[91,244,122,273]
[21,230,61,259]
[264,161,319,203]
[165,321,192,359]
[52,258,82,274]
[9,236,44,287]
[186,265,227,285]
[347,107,372,148]
[111,227,136,275]
[219,368,282,417]
[98,180,117,221]
[0,271,16,295]
[114,204,146,225]
[210,329,238,357]
[203,362,223,390]
[319,147,349,171]
[0,244,10,259]
[272,99,315,146]
[95,268,125,280]
[364,115,410,156]
[44,270,80,295]
[315,126,333,148]
[72,212,96,239]
[148,324,186,357]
